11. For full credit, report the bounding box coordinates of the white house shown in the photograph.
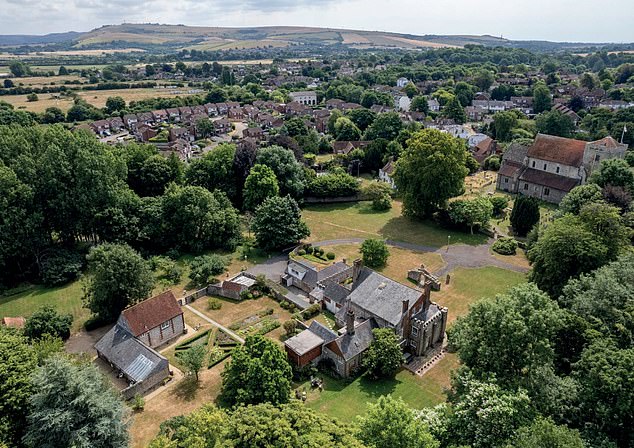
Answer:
[428,99,440,112]
[396,95,411,112]
[289,91,318,106]
[396,77,410,88]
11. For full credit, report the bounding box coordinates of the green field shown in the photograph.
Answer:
[0,281,89,331]
[303,200,487,247]
[302,354,458,420]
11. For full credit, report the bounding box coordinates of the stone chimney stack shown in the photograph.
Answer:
[423,281,432,311]
[402,299,409,315]
[346,308,355,335]
[352,258,363,285]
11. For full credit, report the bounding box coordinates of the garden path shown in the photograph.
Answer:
[185,305,245,344]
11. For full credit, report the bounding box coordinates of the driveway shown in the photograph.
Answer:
[246,255,288,282]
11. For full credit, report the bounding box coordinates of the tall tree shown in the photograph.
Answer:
[364,112,404,141]
[492,111,518,141]
[510,195,540,237]
[186,143,237,202]
[508,418,584,448]
[252,195,309,251]
[23,305,73,341]
[362,329,402,378]
[83,243,154,322]
[243,164,279,211]
[532,83,552,114]
[535,110,575,138]
[443,96,467,124]
[221,335,293,406]
[23,356,129,448]
[255,146,305,199]
[394,128,468,218]
[590,158,634,193]
[360,239,390,268]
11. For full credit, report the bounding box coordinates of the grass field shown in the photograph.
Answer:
[432,266,526,324]
[303,354,458,420]
[303,200,487,247]
[2,87,199,113]
[0,281,89,332]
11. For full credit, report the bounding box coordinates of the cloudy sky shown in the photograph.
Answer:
[1,0,633,42]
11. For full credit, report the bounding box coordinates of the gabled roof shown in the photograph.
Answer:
[381,159,395,175]
[588,136,622,148]
[326,319,376,360]
[502,142,529,164]
[121,291,182,336]
[317,261,350,282]
[527,134,586,167]
[323,281,351,304]
[349,268,422,326]
[519,167,580,192]
[95,324,168,382]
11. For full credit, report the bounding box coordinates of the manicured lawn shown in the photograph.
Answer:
[302,354,458,421]
[303,201,487,247]
[0,281,90,331]
[432,266,526,324]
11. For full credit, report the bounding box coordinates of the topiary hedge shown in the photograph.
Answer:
[492,237,518,256]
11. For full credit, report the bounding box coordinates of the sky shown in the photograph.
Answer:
[1,0,633,42]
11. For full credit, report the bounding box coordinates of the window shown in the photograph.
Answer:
[410,340,417,348]
[595,154,600,162]
[556,166,560,174]
[524,183,529,190]
[504,178,509,183]
[411,327,418,337]
[532,160,536,168]
[544,188,550,196]
[543,163,547,170]
[160,321,170,330]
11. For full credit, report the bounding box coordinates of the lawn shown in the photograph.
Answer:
[432,266,526,324]
[302,353,458,421]
[0,281,90,332]
[302,201,487,248]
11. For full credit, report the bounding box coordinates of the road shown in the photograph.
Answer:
[185,304,245,344]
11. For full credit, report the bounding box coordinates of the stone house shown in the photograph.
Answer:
[283,258,350,293]
[290,91,318,106]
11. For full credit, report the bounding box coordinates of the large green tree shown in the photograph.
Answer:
[535,110,575,138]
[243,164,279,211]
[221,335,293,407]
[360,239,390,268]
[252,195,309,251]
[448,196,494,234]
[508,418,584,448]
[362,328,402,378]
[510,195,540,237]
[23,356,129,448]
[443,96,467,124]
[394,128,468,218]
[83,243,154,322]
[334,117,362,141]
[532,83,552,114]
[186,143,237,202]
[356,395,438,448]
[23,305,73,341]
[590,158,634,193]
[364,112,404,141]
[255,146,305,199]
[492,111,518,141]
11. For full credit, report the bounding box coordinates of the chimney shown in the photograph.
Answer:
[352,258,363,285]
[402,299,409,315]
[346,309,355,335]
[423,281,432,311]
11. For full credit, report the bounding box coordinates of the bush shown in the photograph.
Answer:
[307,171,360,198]
[484,155,501,171]
[40,247,85,286]
[189,254,228,287]
[305,246,314,254]
[24,305,73,341]
[326,252,335,260]
[240,290,254,300]
[301,304,322,320]
[363,182,393,211]
[490,196,510,216]
[297,249,306,256]
[312,246,320,255]
[208,297,222,310]
[360,238,390,268]
[283,319,297,336]
[131,394,145,411]
[492,237,518,255]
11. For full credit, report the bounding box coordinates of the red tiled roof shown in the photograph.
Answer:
[121,291,182,336]
[498,162,523,178]
[589,136,621,148]
[527,134,586,167]
[519,168,580,192]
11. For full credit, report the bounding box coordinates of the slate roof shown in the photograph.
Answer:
[121,291,182,337]
[326,319,377,361]
[308,321,338,344]
[519,168,580,192]
[285,329,324,356]
[501,142,529,164]
[498,162,523,178]
[317,262,350,282]
[349,268,422,326]
[323,281,351,305]
[527,134,586,167]
[95,324,168,383]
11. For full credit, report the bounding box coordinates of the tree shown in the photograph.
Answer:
[580,72,596,90]
[590,158,634,193]
[188,254,228,287]
[23,356,128,448]
[252,196,309,251]
[155,404,225,448]
[9,61,29,77]
[443,96,467,124]
[449,283,563,390]
[243,164,279,211]
[532,83,552,114]
[26,93,38,102]
[558,183,603,215]
[448,197,494,234]
[403,82,419,99]
[105,96,125,114]
[3,79,14,88]
[186,143,237,202]
[454,81,475,106]
[347,108,376,131]
[446,378,533,448]
[394,128,468,218]
[492,111,518,141]
[23,305,73,341]
[473,69,494,91]
[221,335,292,406]
[364,112,404,141]
[232,139,258,207]
[255,146,305,199]
[138,154,180,197]
[334,117,362,141]
[527,215,609,297]
[510,195,540,237]
[360,239,389,268]
[363,329,402,378]
[410,95,429,113]
[195,118,215,138]
[40,106,65,124]
[507,418,584,448]
[363,182,392,211]
[161,184,240,252]
[0,328,37,446]
[83,243,154,322]
[356,395,438,448]
[179,345,205,382]
[535,110,575,138]
[145,64,156,77]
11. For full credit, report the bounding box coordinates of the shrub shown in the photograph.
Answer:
[326,252,335,260]
[360,239,390,268]
[312,246,320,255]
[283,320,297,336]
[208,297,222,310]
[301,303,322,320]
[297,249,306,256]
[492,237,518,255]
[490,196,510,216]
[40,247,85,286]
[307,171,360,198]
[484,155,501,171]
[305,246,314,254]
[24,305,73,341]
[240,290,254,300]
[188,254,228,287]
[363,182,393,211]
[131,394,145,411]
